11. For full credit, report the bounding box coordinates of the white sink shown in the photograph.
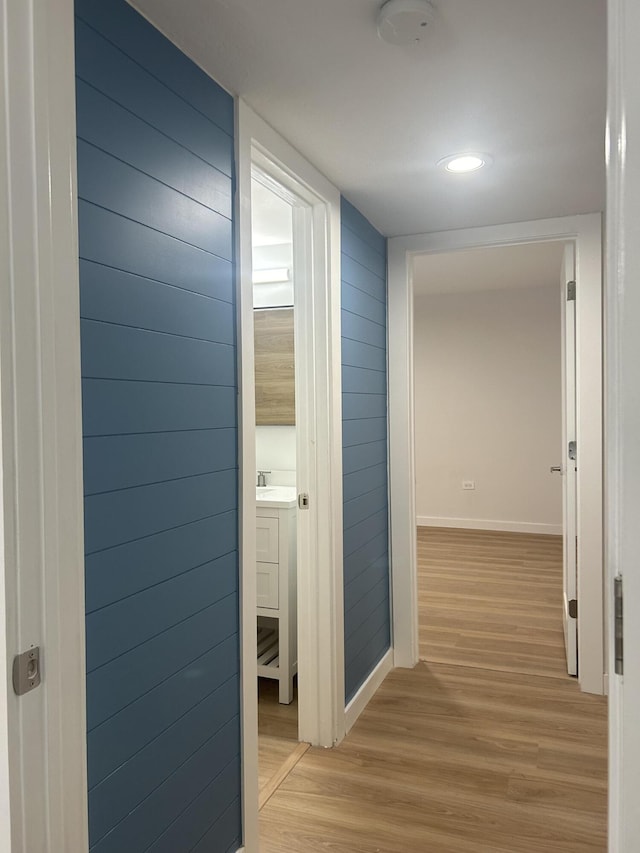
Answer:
[255,485,297,507]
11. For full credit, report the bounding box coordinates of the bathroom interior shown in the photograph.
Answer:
[251,174,301,799]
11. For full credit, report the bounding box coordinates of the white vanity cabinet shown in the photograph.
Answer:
[256,489,297,704]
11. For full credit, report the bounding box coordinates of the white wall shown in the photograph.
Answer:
[414,285,562,534]
[255,426,296,486]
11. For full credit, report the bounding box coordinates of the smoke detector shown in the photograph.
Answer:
[377,0,435,45]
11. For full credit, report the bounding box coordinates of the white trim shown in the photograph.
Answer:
[606,0,640,848]
[0,0,88,850]
[416,517,563,536]
[389,214,604,696]
[345,649,394,734]
[237,101,345,852]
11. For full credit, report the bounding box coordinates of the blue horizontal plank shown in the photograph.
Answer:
[345,574,389,641]
[343,486,387,531]
[342,417,387,448]
[341,229,387,279]
[347,599,390,663]
[77,141,232,259]
[342,365,386,396]
[75,20,233,175]
[341,255,386,303]
[84,468,237,554]
[341,338,386,372]
[86,592,238,730]
[85,512,237,613]
[341,309,387,350]
[342,392,387,421]
[90,676,238,843]
[189,797,242,853]
[343,462,387,503]
[82,380,236,436]
[76,81,232,219]
[88,641,238,788]
[344,549,389,611]
[341,197,387,257]
[84,429,236,496]
[79,261,234,341]
[344,530,388,588]
[80,320,235,387]
[341,282,386,327]
[75,0,234,137]
[343,508,388,558]
[79,202,233,303]
[147,771,241,853]
[86,551,237,671]
[342,440,387,476]
[90,717,240,853]
[346,623,390,702]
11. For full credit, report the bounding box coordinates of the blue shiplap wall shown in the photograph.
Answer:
[75,2,241,850]
[341,198,390,702]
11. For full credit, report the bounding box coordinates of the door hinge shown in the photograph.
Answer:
[568,440,577,462]
[567,280,576,301]
[568,598,578,619]
[614,576,624,676]
[12,646,42,696]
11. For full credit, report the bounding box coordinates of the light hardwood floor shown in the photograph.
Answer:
[258,678,304,811]
[259,528,608,852]
[418,526,568,678]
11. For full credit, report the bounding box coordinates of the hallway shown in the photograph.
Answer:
[259,528,607,852]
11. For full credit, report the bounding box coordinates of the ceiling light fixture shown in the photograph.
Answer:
[377,0,435,46]
[252,267,291,285]
[438,153,492,173]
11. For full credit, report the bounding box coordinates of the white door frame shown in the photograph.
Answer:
[236,101,345,852]
[388,214,605,695]
[561,245,578,677]
[0,0,88,850]
[606,0,640,848]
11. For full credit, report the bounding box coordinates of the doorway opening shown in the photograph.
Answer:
[237,103,345,851]
[250,169,303,801]
[411,240,576,678]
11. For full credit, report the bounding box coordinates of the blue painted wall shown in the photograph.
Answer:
[341,198,390,702]
[75,2,241,850]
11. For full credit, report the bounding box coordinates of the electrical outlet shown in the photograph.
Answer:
[462,480,475,490]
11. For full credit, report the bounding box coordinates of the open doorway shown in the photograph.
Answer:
[411,241,575,677]
[236,103,346,848]
[250,171,303,801]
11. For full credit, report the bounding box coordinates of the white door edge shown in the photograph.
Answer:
[606,0,640,849]
[0,0,88,850]
[388,214,604,695]
[236,100,345,853]
[561,244,578,677]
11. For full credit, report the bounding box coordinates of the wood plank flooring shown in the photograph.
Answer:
[259,528,608,852]
[258,678,302,811]
[418,527,568,678]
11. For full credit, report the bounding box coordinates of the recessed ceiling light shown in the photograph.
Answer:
[438,153,492,173]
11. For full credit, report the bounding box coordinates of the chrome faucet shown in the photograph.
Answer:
[257,470,271,487]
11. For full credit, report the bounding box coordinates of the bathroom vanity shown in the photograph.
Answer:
[255,486,297,704]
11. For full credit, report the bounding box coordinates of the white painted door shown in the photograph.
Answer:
[607,1,640,848]
[560,244,578,676]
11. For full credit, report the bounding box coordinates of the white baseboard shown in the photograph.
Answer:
[345,648,394,734]
[416,516,562,536]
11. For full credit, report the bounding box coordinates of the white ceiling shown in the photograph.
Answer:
[412,241,566,296]
[132,0,606,237]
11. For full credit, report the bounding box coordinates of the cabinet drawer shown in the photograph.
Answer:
[256,516,279,563]
[256,562,279,609]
